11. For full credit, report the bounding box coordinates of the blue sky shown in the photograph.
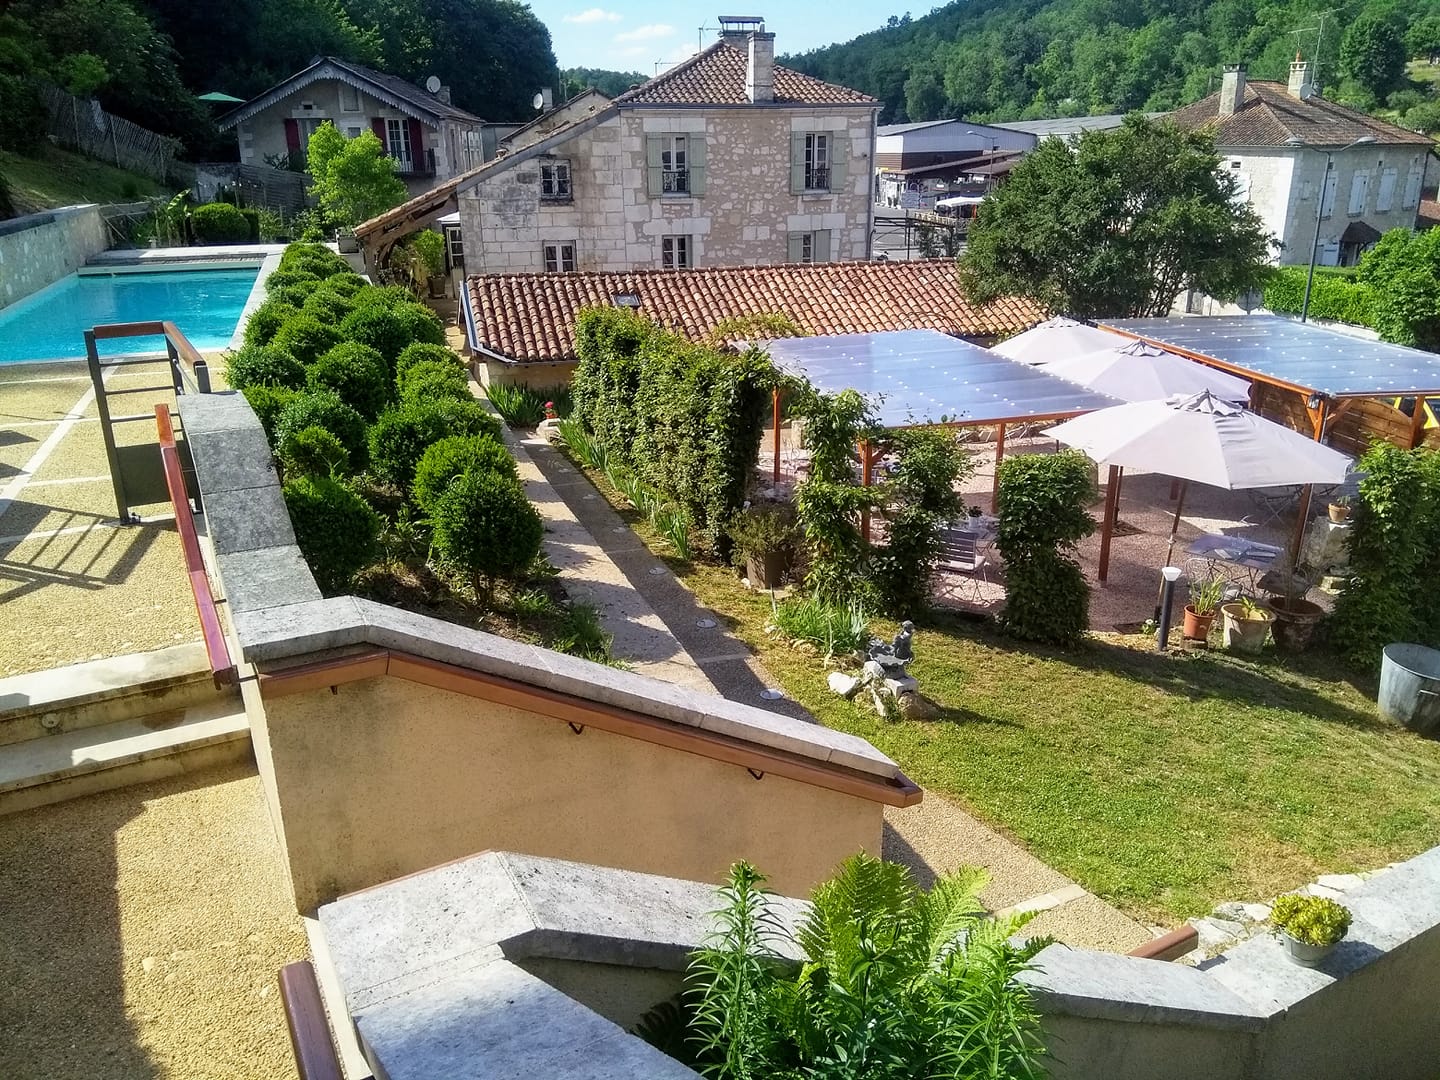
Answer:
[528,3,894,73]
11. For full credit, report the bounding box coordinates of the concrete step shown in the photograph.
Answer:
[0,695,252,817]
[0,643,224,746]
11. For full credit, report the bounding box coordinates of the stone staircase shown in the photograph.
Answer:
[0,642,250,816]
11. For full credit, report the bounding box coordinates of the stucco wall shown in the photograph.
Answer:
[458,105,875,274]
[257,675,884,911]
[0,205,108,309]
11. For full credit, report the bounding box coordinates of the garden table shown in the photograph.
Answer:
[1185,533,1283,592]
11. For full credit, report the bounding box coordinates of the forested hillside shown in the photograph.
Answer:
[0,0,558,158]
[560,68,648,99]
[784,0,1440,126]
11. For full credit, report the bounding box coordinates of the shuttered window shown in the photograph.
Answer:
[790,133,849,194]
[786,230,831,263]
[1375,168,1398,213]
[1347,170,1370,216]
[1319,172,1338,219]
[1402,162,1424,210]
[645,135,706,197]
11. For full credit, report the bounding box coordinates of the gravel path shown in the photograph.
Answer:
[0,762,306,1080]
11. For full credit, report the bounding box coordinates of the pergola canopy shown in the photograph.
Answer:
[765,329,1121,429]
[1103,316,1440,399]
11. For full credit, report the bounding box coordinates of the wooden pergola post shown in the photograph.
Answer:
[1290,396,1331,566]
[1410,396,1429,449]
[991,422,1007,511]
[1097,464,1122,584]
[771,386,783,482]
[859,438,873,541]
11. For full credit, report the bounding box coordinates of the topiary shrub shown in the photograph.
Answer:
[395,342,466,381]
[393,301,446,348]
[272,314,342,366]
[267,282,320,309]
[242,299,300,347]
[282,475,380,595]
[397,359,471,406]
[351,284,414,310]
[318,272,368,298]
[995,450,1097,645]
[279,425,351,478]
[279,242,350,279]
[308,341,392,419]
[301,288,353,326]
[191,202,252,244]
[368,398,502,491]
[430,470,543,599]
[242,385,299,443]
[265,267,322,294]
[224,343,305,391]
[274,390,369,466]
[339,304,411,366]
[240,207,260,242]
[412,434,518,510]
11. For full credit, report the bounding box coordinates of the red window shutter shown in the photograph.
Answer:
[371,117,388,150]
[284,119,300,152]
[408,118,425,172]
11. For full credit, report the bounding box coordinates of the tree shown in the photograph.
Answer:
[957,115,1274,318]
[1357,227,1440,352]
[1408,15,1440,61]
[1339,16,1407,101]
[306,123,407,229]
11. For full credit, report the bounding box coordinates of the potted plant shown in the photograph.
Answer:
[966,504,985,529]
[1267,571,1324,652]
[1220,596,1273,654]
[730,504,798,589]
[1327,495,1352,524]
[1269,893,1351,967]
[1183,576,1224,641]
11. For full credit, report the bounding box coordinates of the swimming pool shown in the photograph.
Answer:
[0,267,260,363]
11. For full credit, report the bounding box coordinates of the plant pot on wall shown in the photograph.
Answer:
[1281,932,1338,968]
[1182,605,1217,642]
[1220,601,1273,654]
[1328,502,1352,524]
[1268,597,1324,652]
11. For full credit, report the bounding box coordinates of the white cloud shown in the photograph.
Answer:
[563,8,621,23]
[614,23,676,43]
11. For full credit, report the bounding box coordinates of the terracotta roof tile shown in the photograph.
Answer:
[613,41,875,107]
[1168,81,1430,148]
[465,261,1044,363]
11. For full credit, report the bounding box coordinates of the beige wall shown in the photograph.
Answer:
[458,105,875,275]
[256,675,884,911]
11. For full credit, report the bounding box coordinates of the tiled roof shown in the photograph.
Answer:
[327,58,483,124]
[464,260,1044,363]
[613,41,875,107]
[1168,81,1429,148]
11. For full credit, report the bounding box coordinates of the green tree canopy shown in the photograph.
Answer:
[306,123,407,229]
[957,115,1274,318]
[1339,16,1408,101]
[1357,227,1440,352]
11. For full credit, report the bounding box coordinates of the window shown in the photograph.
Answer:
[1320,170,1338,219]
[463,130,483,171]
[787,230,831,263]
[646,135,707,197]
[346,125,362,139]
[385,117,413,171]
[1402,161,1424,210]
[340,84,361,112]
[790,132,848,195]
[661,235,691,269]
[444,226,464,268]
[1376,168,1398,213]
[540,160,572,200]
[1347,170,1370,216]
[543,242,577,273]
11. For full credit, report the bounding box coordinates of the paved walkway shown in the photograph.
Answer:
[522,430,1156,951]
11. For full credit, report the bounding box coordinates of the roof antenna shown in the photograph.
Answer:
[697,22,719,52]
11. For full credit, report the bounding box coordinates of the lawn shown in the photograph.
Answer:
[567,455,1440,924]
[0,145,162,216]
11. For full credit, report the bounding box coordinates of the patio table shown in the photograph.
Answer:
[1185,533,1283,591]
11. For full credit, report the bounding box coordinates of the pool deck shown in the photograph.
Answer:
[88,243,288,268]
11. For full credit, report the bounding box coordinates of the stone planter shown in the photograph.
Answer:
[1281,932,1338,968]
[1182,605,1217,642]
[1220,602,1272,654]
[1268,597,1324,652]
[746,550,788,590]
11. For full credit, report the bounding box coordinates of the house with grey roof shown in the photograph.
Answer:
[354,15,880,275]
[1168,60,1434,267]
[218,57,489,195]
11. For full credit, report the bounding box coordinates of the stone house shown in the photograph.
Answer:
[218,57,489,196]
[1168,61,1433,268]
[354,18,881,273]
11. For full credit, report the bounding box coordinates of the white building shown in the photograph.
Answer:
[1169,62,1433,267]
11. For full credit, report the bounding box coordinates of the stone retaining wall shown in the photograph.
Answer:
[0,205,109,310]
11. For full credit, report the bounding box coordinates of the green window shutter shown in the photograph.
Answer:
[828,135,848,192]
[787,233,804,262]
[646,135,663,197]
[688,136,707,196]
[790,133,807,194]
[815,230,831,262]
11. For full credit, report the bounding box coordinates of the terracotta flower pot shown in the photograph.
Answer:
[1182,605,1217,641]
[1220,602,1273,654]
[1327,503,1351,524]
[1268,597,1325,652]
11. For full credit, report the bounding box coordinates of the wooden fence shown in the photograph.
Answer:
[1251,382,1440,456]
[37,82,183,183]
[196,163,310,214]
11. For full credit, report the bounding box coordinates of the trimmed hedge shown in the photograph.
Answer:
[308,341,392,419]
[265,268,322,294]
[282,475,380,594]
[318,272,368,298]
[1263,267,1377,328]
[274,390,369,468]
[224,343,306,391]
[393,302,446,348]
[279,243,350,279]
[242,299,299,347]
[272,314,342,365]
[430,470,543,594]
[398,359,471,405]
[279,425,350,479]
[368,398,501,491]
[191,202,251,244]
[351,284,414,310]
[339,304,412,366]
[242,385,299,443]
[412,434,518,510]
[395,342,465,381]
[301,289,354,325]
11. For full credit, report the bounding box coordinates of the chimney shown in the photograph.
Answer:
[746,30,775,104]
[1288,54,1313,99]
[1219,65,1246,118]
[437,85,451,105]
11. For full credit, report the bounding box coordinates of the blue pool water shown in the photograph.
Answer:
[0,267,260,363]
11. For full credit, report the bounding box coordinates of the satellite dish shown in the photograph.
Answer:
[425,75,442,94]
[1299,84,1315,100]
[533,91,546,111]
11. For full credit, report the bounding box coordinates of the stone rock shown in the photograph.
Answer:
[1211,902,1248,922]
[827,672,860,698]
[1242,903,1272,923]
[1301,883,1344,900]
[884,674,919,696]
[1315,873,1363,892]
[1188,916,1245,951]
[896,692,940,720]
[862,659,887,681]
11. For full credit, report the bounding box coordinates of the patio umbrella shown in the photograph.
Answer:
[990,317,1125,366]
[1043,390,1353,576]
[1039,339,1253,404]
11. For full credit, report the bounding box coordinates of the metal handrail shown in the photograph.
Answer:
[156,404,236,687]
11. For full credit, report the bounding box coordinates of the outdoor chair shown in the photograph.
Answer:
[1244,486,1301,527]
[934,528,991,604]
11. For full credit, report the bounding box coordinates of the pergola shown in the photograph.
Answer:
[763,329,1121,524]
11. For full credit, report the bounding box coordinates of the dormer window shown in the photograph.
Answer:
[540,160,572,201]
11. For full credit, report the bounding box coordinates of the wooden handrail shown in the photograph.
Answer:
[1127,924,1199,963]
[279,962,345,1080]
[91,320,211,392]
[156,404,236,686]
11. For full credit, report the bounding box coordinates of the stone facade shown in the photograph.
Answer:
[0,205,109,310]
[459,106,876,274]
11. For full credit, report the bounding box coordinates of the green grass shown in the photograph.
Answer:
[1408,59,1440,88]
[0,145,163,215]
[564,453,1440,923]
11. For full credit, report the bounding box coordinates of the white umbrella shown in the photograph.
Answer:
[991,317,1124,366]
[1044,391,1353,574]
[1040,339,1253,404]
